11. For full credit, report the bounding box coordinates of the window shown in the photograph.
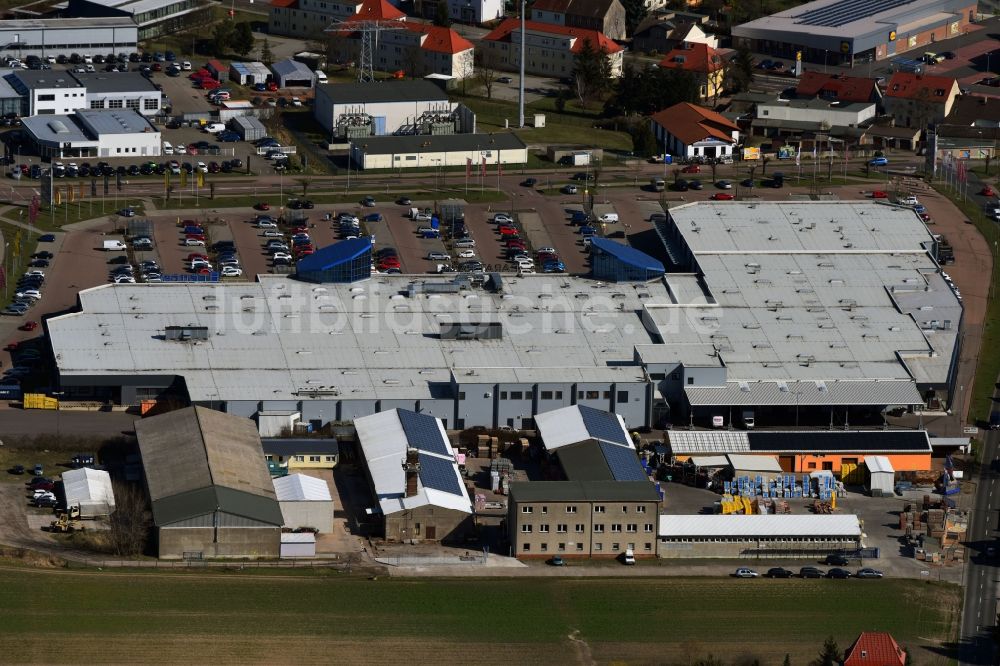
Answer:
[540,390,553,400]
[558,543,566,551]
[637,506,646,514]
[510,391,523,400]
[687,377,694,385]
[539,524,549,533]
[309,456,320,462]
[612,542,620,551]
[521,524,532,533]
[541,506,548,514]
[593,524,604,533]
[627,524,637,533]
[576,543,584,551]
[808,462,816,470]
[611,524,622,533]
[325,456,336,462]
[499,391,508,400]
[108,99,123,109]
[126,99,140,110]
[671,372,681,380]
[603,391,611,399]
[457,391,465,400]
[555,391,562,399]
[594,505,605,513]
[586,390,599,399]
[621,506,628,513]
[540,542,548,552]
[575,524,584,533]
[617,391,628,402]
[38,94,55,101]
[644,524,654,533]
[557,524,567,533]
[522,543,531,551]
[90,100,104,109]
[644,542,653,551]
[594,543,603,551]
[293,455,304,462]
[521,506,533,514]
[566,506,577,514]
[577,390,584,399]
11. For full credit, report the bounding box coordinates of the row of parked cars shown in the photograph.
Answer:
[256,209,315,268]
[735,566,885,579]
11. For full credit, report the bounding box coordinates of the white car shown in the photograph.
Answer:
[493,213,513,224]
[413,213,432,222]
[256,220,278,229]
[175,145,188,155]
[15,290,41,300]
[184,238,205,246]
[181,61,192,70]
[897,196,919,206]
[190,260,212,270]
[196,161,208,173]
[734,567,759,578]
[457,249,476,259]
[262,230,284,238]
[291,97,303,107]
[33,489,55,499]
[517,268,536,274]
[514,258,534,268]
[536,247,556,255]
[272,252,292,262]
[221,266,243,277]
[427,252,451,261]
[24,270,44,277]
[114,275,136,283]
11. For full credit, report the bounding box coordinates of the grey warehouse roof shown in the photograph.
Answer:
[271,58,314,79]
[510,480,660,502]
[70,72,158,93]
[319,80,448,105]
[354,132,527,155]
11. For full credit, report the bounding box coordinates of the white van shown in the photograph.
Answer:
[162,141,173,155]
[204,123,226,134]
[598,212,619,223]
[314,70,328,84]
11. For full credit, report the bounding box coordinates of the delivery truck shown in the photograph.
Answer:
[102,240,127,251]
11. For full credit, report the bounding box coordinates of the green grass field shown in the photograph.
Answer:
[0,565,960,664]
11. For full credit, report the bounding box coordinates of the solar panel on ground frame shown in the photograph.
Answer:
[418,452,462,495]
[399,411,449,456]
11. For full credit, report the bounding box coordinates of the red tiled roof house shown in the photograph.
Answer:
[843,632,907,666]
[649,102,740,160]
[481,18,624,78]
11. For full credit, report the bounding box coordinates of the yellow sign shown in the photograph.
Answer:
[889,30,896,41]
[796,50,802,61]
[742,146,761,161]
[840,40,850,53]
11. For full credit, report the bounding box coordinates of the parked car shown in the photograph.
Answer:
[799,567,824,578]
[827,568,852,579]
[855,568,884,579]
[824,554,849,566]
[869,157,888,167]
[766,567,793,578]
[734,567,759,578]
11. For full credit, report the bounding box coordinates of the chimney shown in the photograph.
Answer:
[403,447,421,497]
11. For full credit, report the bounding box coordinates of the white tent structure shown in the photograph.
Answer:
[273,473,334,533]
[864,455,895,496]
[62,467,115,518]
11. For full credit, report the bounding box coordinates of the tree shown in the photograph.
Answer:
[211,22,235,58]
[107,482,150,557]
[475,52,496,99]
[727,44,756,94]
[434,0,451,27]
[260,38,274,66]
[630,121,658,157]
[572,38,612,109]
[812,636,842,666]
[783,654,792,666]
[606,65,699,116]
[619,0,648,35]
[232,22,255,58]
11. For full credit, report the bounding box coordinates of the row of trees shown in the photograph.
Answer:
[209,22,257,59]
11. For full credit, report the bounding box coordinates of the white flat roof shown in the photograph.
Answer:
[658,514,862,538]
[726,454,783,473]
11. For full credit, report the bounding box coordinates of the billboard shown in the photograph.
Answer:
[742,147,761,161]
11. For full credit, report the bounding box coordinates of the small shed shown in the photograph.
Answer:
[274,473,334,533]
[230,61,272,86]
[62,467,116,518]
[256,410,300,437]
[231,115,267,142]
[864,455,895,496]
[271,58,315,88]
[280,532,316,558]
[206,60,228,82]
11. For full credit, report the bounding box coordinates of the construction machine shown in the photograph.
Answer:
[50,506,82,533]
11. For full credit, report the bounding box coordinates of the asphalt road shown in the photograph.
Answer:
[961,424,999,665]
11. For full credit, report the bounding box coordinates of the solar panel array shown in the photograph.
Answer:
[399,410,450,457]
[792,0,912,27]
[668,431,750,453]
[578,406,630,447]
[599,441,649,482]
[418,452,462,495]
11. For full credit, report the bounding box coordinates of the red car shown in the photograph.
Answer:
[186,253,208,261]
[4,342,18,352]
[871,190,888,199]
[19,321,37,332]
[255,202,270,211]
[505,240,526,249]
[267,81,278,91]
[681,165,701,174]
[919,213,932,222]
[497,225,518,235]
[185,234,206,242]
[980,185,995,197]
[711,193,735,200]
[201,79,221,90]
[537,253,559,263]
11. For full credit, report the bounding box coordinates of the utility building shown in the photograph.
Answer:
[273,473,334,533]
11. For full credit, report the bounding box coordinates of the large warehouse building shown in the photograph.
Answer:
[46,201,960,431]
[22,109,160,158]
[732,0,976,65]
[0,17,138,60]
[135,406,283,559]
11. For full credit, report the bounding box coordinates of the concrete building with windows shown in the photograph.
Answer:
[413,0,504,24]
[45,201,960,432]
[62,0,214,39]
[262,439,340,473]
[349,132,528,170]
[883,72,960,128]
[0,17,138,60]
[732,0,976,66]
[313,80,474,139]
[530,0,627,41]
[269,0,363,38]
[73,71,162,116]
[5,70,85,115]
[21,108,160,157]
[355,408,473,542]
[657,514,862,558]
[273,473,335,533]
[650,102,739,160]
[135,406,283,559]
[481,18,624,78]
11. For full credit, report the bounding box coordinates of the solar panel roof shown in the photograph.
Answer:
[748,430,931,452]
[418,452,462,495]
[599,441,648,481]
[793,0,913,26]
[400,410,450,456]
[579,405,630,447]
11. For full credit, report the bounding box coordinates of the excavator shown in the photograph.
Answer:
[49,505,82,533]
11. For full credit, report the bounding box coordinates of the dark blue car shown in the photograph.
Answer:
[542,260,565,273]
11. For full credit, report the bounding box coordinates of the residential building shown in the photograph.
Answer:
[530,0,627,41]
[658,514,862,558]
[273,473,335,533]
[355,409,474,542]
[269,0,363,38]
[6,70,85,115]
[62,0,214,40]
[0,17,138,60]
[794,71,882,105]
[261,438,340,472]
[658,42,724,100]
[649,101,739,159]
[632,15,717,54]
[883,72,961,128]
[21,108,160,158]
[328,0,476,80]
[134,406,283,559]
[480,18,624,78]
[843,632,907,666]
[73,71,162,116]
[733,0,976,65]
[413,0,504,25]
[313,80,473,138]
[350,132,528,169]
